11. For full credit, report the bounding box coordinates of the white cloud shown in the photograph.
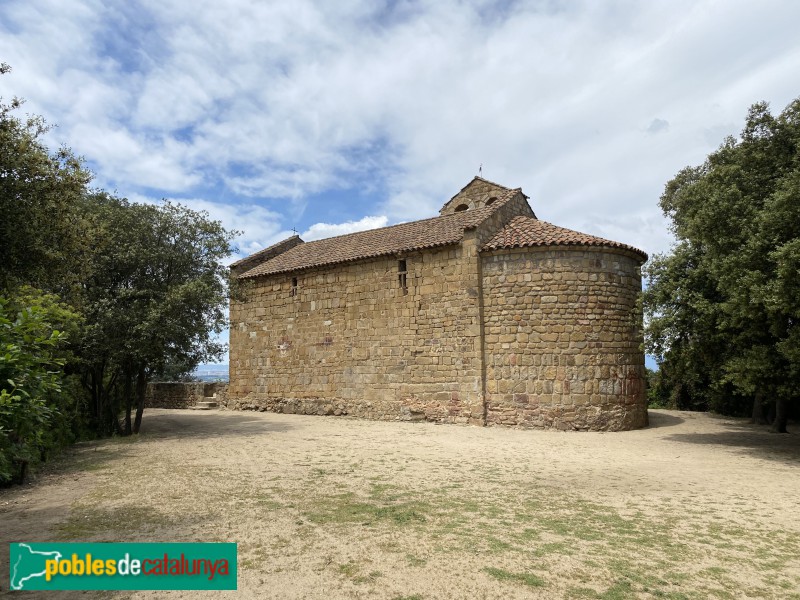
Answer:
[647,119,670,135]
[302,215,389,241]
[1,0,799,259]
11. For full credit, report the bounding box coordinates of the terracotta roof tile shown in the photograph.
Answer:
[229,235,302,270]
[239,189,520,278]
[482,216,648,260]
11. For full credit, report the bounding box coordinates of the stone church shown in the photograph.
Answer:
[229,177,648,431]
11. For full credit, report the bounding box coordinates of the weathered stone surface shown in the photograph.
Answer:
[145,382,229,409]
[482,247,648,431]
[228,179,648,432]
[229,243,486,425]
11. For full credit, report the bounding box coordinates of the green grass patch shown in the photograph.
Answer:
[57,505,174,541]
[338,561,359,578]
[337,561,382,585]
[484,566,544,587]
[486,536,514,553]
[405,554,427,567]
[304,492,429,526]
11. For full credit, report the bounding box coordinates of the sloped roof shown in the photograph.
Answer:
[229,235,302,271]
[482,216,648,260]
[239,188,520,279]
[448,175,512,200]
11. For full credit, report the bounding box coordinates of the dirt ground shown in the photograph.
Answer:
[1,408,799,599]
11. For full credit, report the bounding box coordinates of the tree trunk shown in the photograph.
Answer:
[86,369,105,433]
[770,397,789,433]
[750,392,766,424]
[133,365,147,434]
[123,371,133,436]
[767,401,777,425]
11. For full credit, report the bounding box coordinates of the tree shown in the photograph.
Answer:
[644,98,800,432]
[77,194,235,435]
[0,288,80,484]
[0,64,237,485]
[0,63,92,293]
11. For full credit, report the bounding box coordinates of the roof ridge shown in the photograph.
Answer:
[291,206,492,248]
[448,175,513,201]
[473,175,513,190]
[483,215,647,259]
[229,234,302,268]
[524,217,627,245]
[237,187,527,279]
[463,187,521,230]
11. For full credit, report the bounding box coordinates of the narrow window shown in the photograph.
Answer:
[398,259,408,295]
[454,203,469,212]
[290,276,298,297]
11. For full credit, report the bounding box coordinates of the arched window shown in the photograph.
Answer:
[454,203,469,212]
[485,197,498,207]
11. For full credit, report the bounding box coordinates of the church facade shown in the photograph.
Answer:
[228,177,648,431]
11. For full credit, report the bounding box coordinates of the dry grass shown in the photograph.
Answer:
[1,408,799,599]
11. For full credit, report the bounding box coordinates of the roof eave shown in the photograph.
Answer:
[238,239,464,280]
[482,241,648,262]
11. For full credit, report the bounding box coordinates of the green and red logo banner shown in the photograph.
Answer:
[9,542,237,591]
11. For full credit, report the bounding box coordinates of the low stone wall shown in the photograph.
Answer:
[145,382,229,409]
[227,395,436,422]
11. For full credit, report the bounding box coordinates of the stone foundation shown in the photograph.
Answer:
[226,394,462,423]
[145,382,229,409]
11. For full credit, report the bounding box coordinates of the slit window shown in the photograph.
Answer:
[290,277,298,297]
[398,259,408,294]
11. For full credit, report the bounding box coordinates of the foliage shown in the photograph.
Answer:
[644,98,800,430]
[0,64,237,481]
[644,367,667,408]
[0,288,81,484]
[77,194,235,434]
[0,63,92,293]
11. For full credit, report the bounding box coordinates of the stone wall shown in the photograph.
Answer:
[440,179,514,215]
[145,382,229,409]
[228,244,485,423]
[481,246,647,431]
[228,205,648,432]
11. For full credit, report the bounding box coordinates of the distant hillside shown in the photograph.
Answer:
[193,364,229,382]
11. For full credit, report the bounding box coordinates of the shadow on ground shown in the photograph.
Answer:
[141,409,294,440]
[664,418,800,464]
[645,410,684,429]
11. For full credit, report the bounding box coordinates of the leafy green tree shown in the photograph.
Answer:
[645,99,800,432]
[0,288,80,484]
[0,63,92,293]
[78,194,235,435]
[1,64,237,484]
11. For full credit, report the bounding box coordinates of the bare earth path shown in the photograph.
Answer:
[1,409,799,599]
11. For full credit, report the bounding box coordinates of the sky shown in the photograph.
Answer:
[2,0,799,364]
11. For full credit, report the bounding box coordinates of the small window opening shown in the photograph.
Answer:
[290,277,298,297]
[485,196,498,207]
[454,203,469,212]
[398,259,408,295]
